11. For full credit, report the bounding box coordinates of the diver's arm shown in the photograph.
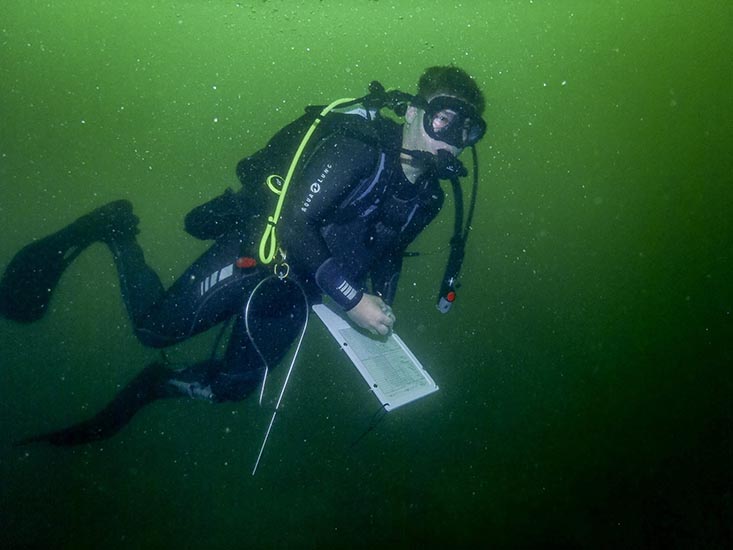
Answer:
[281,135,378,310]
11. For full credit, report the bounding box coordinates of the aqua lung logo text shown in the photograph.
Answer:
[301,163,332,213]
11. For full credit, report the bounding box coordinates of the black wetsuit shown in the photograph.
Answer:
[13,114,444,445]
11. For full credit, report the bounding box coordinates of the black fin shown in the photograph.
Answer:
[0,234,82,323]
[15,361,174,447]
[0,200,138,323]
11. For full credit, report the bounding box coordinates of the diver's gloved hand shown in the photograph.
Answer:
[184,188,247,240]
[346,293,396,337]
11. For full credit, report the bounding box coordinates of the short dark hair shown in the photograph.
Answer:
[416,66,485,115]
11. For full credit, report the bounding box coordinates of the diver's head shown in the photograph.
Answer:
[402,66,486,159]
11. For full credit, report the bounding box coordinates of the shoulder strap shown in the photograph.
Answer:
[258,97,368,264]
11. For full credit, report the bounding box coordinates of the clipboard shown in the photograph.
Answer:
[312,303,439,411]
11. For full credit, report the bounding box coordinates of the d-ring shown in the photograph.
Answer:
[274,262,290,279]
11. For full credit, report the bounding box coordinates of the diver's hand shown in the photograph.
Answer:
[346,294,396,336]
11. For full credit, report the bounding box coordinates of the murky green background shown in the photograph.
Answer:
[1,1,731,548]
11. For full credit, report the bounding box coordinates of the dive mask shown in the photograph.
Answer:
[416,96,486,148]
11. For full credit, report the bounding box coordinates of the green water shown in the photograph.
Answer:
[1,1,731,548]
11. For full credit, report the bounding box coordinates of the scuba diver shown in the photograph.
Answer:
[1,66,486,446]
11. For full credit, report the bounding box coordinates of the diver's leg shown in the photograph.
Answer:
[130,231,265,348]
[91,210,261,347]
[209,276,310,402]
[15,277,309,446]
[0,200,139,322]
[139,276,310,405]
[104,235,165,329]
